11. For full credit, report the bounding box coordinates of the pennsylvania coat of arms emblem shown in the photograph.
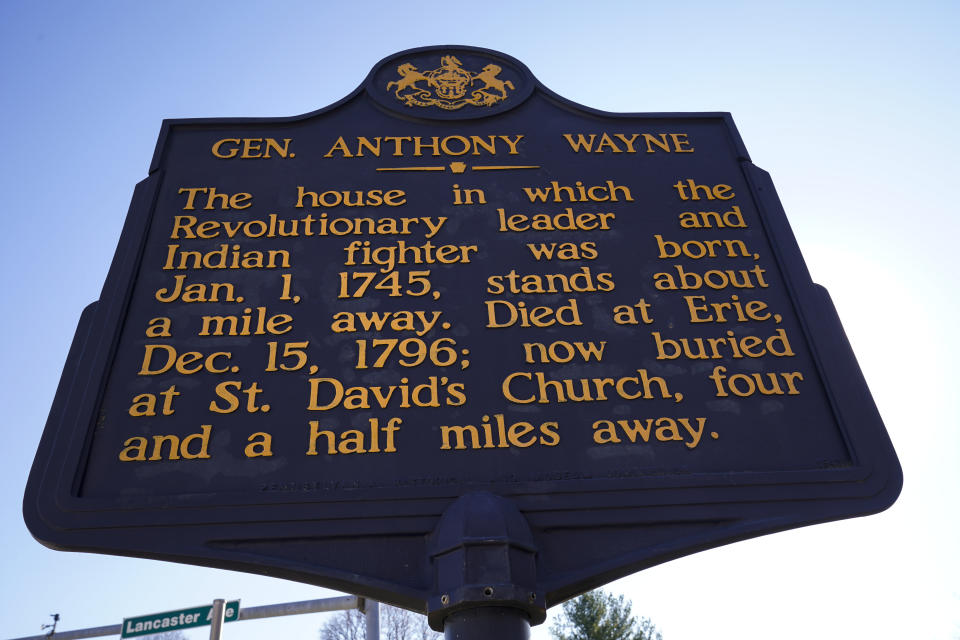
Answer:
[386,55,515,110]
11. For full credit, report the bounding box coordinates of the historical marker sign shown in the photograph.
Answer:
[25,46,900,616]
[121,601,239,638]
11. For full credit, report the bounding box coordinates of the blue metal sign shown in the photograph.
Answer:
[25,45,900,619]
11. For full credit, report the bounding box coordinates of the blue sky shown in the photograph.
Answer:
[1,2,958,640]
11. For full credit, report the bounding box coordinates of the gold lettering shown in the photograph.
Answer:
[211,139,240,158]
[119,425,212,462]
[323,134,523,158]
[145,316,172,337]
[592,417,711,448]
[439,414,560,450]
[324,136,353,158]
[244,432,273,457]
[119,437,148,461]
[127,385,179,417]
[497,207,615,232]
[306,418,400,454]
[653,329,794,360]
[709,366,804,397]
[138,344,234,375]
[562,133,693,153]
[502,370,676,405]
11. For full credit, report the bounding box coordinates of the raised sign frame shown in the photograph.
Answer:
[25,45,900,615]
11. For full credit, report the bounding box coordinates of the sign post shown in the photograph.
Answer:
[208,600,225,640]
[25,45,900,637]
[363,600,379,640]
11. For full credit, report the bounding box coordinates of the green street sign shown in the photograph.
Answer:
[121,601,240,638]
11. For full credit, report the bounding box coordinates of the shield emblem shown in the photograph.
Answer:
[383,51,519,112]
[431,66,472,100]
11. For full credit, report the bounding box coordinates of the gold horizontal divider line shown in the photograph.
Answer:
[471,165,541,171]
[375,166,447,172]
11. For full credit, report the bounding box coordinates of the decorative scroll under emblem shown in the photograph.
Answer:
[386,55,515,110]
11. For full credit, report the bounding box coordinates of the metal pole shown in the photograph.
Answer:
[442,607,529,640]
[364,600,379,640]
[7,595,364,640]
[208,600,226,640]
[428,493,544,640]
[7,624,123,640]
[239,595,361,620]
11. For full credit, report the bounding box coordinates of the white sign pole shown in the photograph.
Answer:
[208,600,225,640]
[364,600,379,640]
